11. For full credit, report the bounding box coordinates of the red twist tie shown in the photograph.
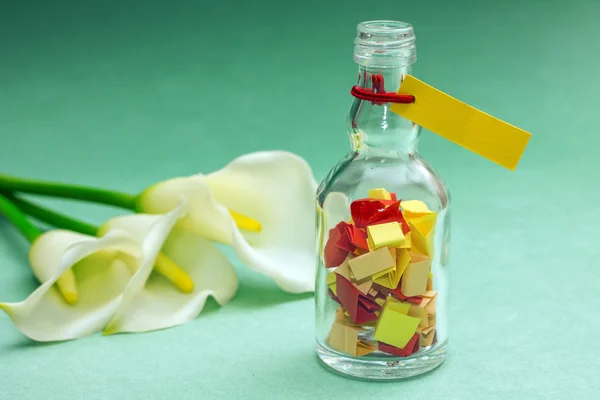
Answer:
[351,86,415,105]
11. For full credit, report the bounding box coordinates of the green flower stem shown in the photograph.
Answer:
[0,193,42,242]
[5,194,99,236]
[0,174,137,210]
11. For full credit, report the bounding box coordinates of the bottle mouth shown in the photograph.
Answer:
[353,20,416,68]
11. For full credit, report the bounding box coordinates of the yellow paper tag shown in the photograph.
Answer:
[390,75,531,170]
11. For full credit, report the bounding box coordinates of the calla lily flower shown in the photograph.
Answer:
[0,204,238,341]
[136,151,318,293]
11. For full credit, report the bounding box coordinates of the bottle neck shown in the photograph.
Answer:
[347,65,419,157]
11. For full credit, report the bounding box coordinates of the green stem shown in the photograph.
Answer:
[0,174,137,210]
[5,194,99,236]
[0,193,42,242]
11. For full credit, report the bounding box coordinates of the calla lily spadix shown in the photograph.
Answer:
[0,203,238,341]
[136,151,318,293]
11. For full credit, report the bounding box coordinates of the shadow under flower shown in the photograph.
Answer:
[229,269,314,309]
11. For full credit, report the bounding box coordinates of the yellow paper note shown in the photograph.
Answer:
[390,75,531,170]
[367,222,405,250]
[326,271,338,296]
[382,296,411,315]
[374,297,420,349]
[408,213,436,257]
[399,231,411,249]
[368,188,392,200]
[409,213,436,237]
[401,200,432,218]
[326,271,337,286]
[348,247,395,282]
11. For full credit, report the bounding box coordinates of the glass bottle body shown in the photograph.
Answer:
[314,21,450,380]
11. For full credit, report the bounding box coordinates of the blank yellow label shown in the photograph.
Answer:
[390,75,532,170]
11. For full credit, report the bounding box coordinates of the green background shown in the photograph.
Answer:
[1,0,598,398]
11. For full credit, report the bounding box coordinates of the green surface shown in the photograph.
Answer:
[1,0,599,398]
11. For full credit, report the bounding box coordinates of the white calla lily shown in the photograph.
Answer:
[137,151,318,293]
[0,204,238,341]
[0,229,140,341]
[100,213,238,334]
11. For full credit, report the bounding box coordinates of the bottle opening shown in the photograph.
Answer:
[354,20,416,68]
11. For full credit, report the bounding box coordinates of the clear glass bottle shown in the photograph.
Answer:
[315,20,450,380]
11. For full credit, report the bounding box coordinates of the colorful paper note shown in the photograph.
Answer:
[399,232,412,249]
[401,200,432,218]
[367,222,406,250]
[326,271,337,296]
[366,201,410,233]
[407,212,436,257]
[349,225,369,251]
[328,321,376,356]
[336,274,378,324]
[390,287,422,304]
[373,248,411,289]
[417,325,436,347]
[334,225,356,253]
[334,258,354,280]
[426,275,433,291]
[368,188,392,200]
[420,290,437,315]
[408,213,436,238]
[378,333,420,357]
[333,258,374,295]
[350,199,386,228]
[400,253,431,297]
[408,303,428,327]
[324,224,349,267]
[358,296,382,312]
[348,247,396,282]
[374,297,421,349]
[390,75,532,171]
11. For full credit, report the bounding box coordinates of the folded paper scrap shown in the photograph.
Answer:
[325,189,438,357]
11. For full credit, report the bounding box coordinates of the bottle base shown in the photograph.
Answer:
[316,340,447,380]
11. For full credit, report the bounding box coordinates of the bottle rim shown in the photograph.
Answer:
[353,20,416,68]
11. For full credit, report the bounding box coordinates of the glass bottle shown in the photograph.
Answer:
[315,20,450,380]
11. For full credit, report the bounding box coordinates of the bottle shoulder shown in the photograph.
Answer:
[317,152,450,212]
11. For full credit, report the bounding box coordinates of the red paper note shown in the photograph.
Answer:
[390,286,423,304]
[335,225,355,253]
[349,225,369,250]
[350,200,387,228]
[357,296,382,312]
[378,193,399,206]
[324,224,349,268]
[333,222,369,254]
[378,333,420,357]
[336,274,378,324]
